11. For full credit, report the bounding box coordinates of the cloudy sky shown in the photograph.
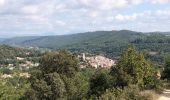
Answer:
[0,0,170,37]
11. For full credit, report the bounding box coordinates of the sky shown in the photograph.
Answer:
[0,0,170,37]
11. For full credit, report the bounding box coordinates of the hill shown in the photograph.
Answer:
[0,45,42,64]
[1,30,170,64]
[2,30,143,48]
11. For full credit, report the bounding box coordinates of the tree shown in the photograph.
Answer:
[110,46,155,88]
[0,77,29,100]
[89,69,112,97]
[25,71,67,100]
[25,50,88,100]
[39,50,79,77]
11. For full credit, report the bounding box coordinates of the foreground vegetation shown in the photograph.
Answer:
[0,45,170,99]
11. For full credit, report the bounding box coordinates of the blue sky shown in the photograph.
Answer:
[0,0,170,37]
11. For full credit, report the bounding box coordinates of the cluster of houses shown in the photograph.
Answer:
[80,53,116,68]
[0,56,39,79]
[7,57,39,68]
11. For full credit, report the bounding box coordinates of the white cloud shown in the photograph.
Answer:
[115,14,138,22]
[89,11,100,18]
[0,0,5,6]
[114,9,170,22]
[77,0,129,10]
[21,5,40,14]
[55,4,66,11]
[130,0,144,5]
[155,10,170,16]
[99,0,128,10]
[151,0,169,4]
[55,20,66,26]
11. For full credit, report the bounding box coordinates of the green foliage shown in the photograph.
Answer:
[25,50,88,100]
[89,69,112,97]
[39,50,79,77]
[87,46,164,98]
[60,73,89,99]
[143,76,164,92]
[110,66,132,88]
[80,67,96,81]
[110,46,155,88]
[0,45,42,65]
[0,45,159,99]
[0,77,29,100]
[26,72,67,100]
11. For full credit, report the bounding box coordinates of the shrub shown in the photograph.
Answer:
[99,85,152,100]
[144,76,164,93]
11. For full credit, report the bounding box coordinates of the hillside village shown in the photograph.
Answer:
[79,53,116,68]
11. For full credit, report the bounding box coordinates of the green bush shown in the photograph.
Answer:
[144,76,164,93]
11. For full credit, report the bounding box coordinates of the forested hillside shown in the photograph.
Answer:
[1,30,170,64]
[0,45,42,65]
[0,30,144,48]
[0,45,41,58]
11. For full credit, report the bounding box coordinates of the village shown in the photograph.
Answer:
[0,51,117,79]
[79,53,116,68]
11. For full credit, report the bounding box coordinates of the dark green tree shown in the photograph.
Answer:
[25,50,88,100]
[25,71,67,100]
[89,69,112,97]
[39,50,79,77]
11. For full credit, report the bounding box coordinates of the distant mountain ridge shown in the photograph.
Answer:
[1,30,170,50]
[1,30,142,47]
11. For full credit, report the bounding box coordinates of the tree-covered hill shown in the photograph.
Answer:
[0,45,42,63]
[1,30,170,64]
[1,30,143,48]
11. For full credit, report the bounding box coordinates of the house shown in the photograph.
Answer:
[19,73,31,78]
[19,61,39,67]
[9,67,14,70]
[16,57,25,61]
[1,74,13,78]
[148,51,158,55]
